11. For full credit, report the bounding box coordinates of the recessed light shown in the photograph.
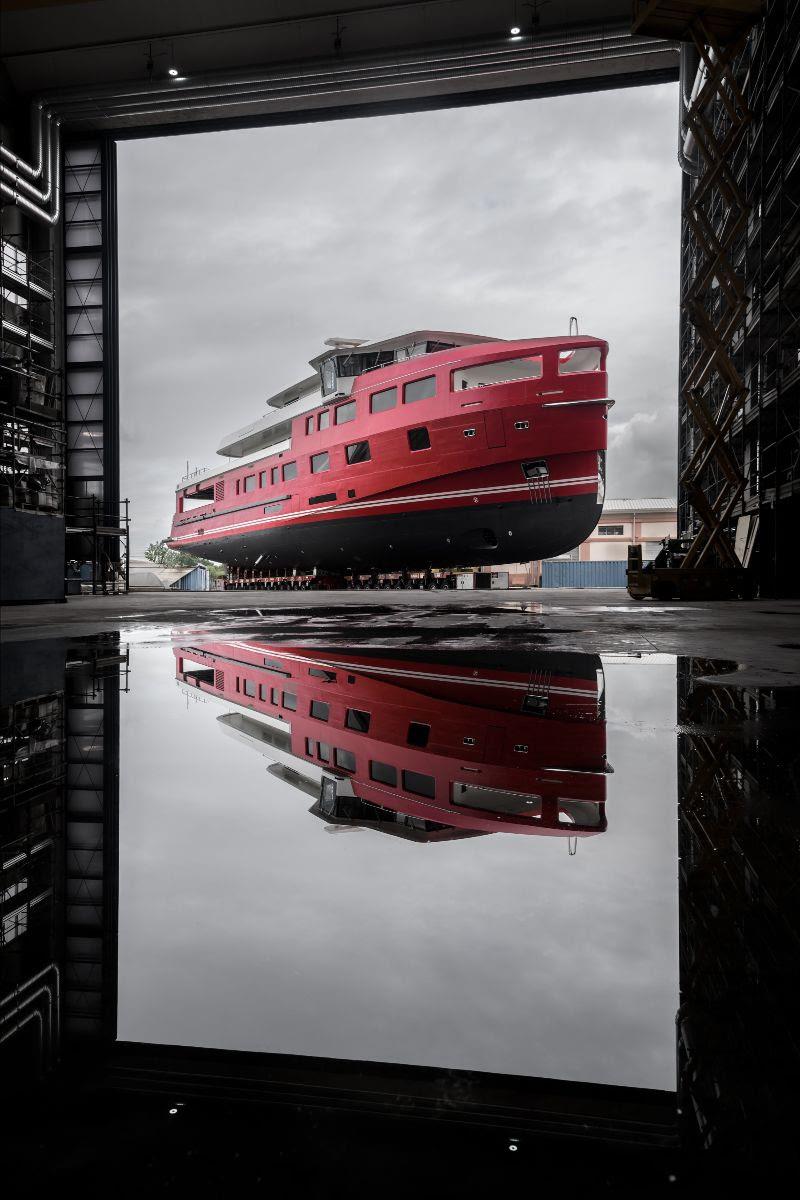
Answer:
[510,25,521,35]
[168,67,179,77]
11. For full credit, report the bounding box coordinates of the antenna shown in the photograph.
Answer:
[569,316,579,336]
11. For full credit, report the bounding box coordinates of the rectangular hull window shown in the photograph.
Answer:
[453,356,543,390]
[404,376,436,403]
[282,461,298,482]
[408,427,430,452]
[370,387,397,413]
[335,401,356,424]
[345,708,371,733]
[558,347,601,374]
[346,441,371,465]
[452,783,542,816]
[370,760,398,786]
[311,451,330,473]
[402,769,436,799]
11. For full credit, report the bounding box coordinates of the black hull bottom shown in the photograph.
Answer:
[190,494,602,572]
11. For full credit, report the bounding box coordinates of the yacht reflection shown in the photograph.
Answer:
[174,643,611,840]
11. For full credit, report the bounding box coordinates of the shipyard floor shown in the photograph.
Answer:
[3,587,800,1188]
[2,588,800,684]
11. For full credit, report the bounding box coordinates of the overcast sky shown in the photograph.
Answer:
[118,83,680,554]
[119,645,678,1090]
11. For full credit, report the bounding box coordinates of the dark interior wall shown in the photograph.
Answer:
[0,509,64,604]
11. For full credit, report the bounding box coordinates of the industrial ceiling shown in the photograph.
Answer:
[1,1,678,134]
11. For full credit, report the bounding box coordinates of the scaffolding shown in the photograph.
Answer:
[675,1,800,592]
[0,232,64,517]
[65,496,131,594]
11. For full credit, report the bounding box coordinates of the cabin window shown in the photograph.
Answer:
[306,415,314,435]
[264,501,285,514]
[310,700,330,721]
[309,668,336,681]
[453,356,543,390]
[370,760,397,786]
[263,659,291,676]
[407,427,431,452]
[271,687,279,704]
[259,471,267,488]
[243,679,256,697]
[453,783,542,816]
[235,479,241,494]
[259,684,268,701]
[282,691,297,711]
[346,441,370,465]
[335,747,356,772]
[317,742,331,763]
[598,524,624,536]
[404,375,436,404]
[402,769,436,799]
[311,451,330,473]
[309,492,336,505]
[335,400,356,424]
[370,386,397,414]
[305,738,315,756]
[244,475,256,493]
[271,467,280,485]
[345,708,370,733]
[558,346,602,374]
[282,461,298,482]
[407,722,430,747]
[318,410,330,431]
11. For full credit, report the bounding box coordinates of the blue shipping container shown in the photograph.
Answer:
[541,560,628,588]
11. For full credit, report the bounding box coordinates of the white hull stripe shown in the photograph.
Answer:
[172,476,599,543]
[221,643,600,700]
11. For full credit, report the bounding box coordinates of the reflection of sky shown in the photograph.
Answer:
[118,648,678,1091]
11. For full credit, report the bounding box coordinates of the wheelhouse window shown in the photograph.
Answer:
[408,427,430,452]
[558,346,602,374]
[402,769,435,799]
[453,356,543,390]
[370,760,397,786]
[282,461,298,482]
[335,747,356,772]
[370,386,397,414]
[335,401,356,425]
[345,441,370,465]
[404,376,436,404]
[318,410,330,431]
[310,700,330,721]
[345,708,370,733]
[244,475,256,493]
[311,451,330,473]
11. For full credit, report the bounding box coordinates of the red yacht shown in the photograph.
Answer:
[168,330,611,574]
[174,642,611,840]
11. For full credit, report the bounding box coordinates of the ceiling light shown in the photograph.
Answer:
[168,66,179,77]
[510,25,521,35]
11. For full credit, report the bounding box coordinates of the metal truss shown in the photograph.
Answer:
[679,19,755,569]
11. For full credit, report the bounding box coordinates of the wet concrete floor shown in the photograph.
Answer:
[2,591,800,1186]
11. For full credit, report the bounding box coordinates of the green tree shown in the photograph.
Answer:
[144,540,226,579]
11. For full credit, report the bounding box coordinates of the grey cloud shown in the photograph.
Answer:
[118,83,680,550]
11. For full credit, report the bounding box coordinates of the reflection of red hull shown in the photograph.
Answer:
[168,336,609,572]
[174,642,609,839]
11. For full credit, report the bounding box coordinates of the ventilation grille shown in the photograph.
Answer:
[214,481,224,502]
[214,670,224,690]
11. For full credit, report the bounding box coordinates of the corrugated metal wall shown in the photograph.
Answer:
[541,560,628,588]
[172,565,210,591]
